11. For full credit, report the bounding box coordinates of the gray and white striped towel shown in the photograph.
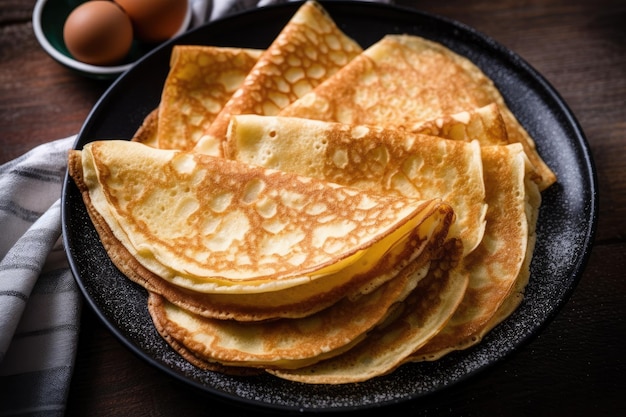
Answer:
[0,1,391,415]
[0,136,79,416]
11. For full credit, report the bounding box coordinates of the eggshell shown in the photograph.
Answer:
[114,0,188,43]
[63,1,133,66]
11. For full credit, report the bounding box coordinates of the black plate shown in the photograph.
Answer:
[61,1,598,413]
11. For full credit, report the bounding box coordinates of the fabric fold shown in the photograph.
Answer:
[0,137,77,417]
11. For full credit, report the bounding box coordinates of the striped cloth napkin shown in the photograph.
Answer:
[0,1,391,415]
[0,137,78,416]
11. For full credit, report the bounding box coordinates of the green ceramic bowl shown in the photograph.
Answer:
[32,0,191,79]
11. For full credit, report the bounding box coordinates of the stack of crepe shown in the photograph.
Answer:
[68,1,555,384]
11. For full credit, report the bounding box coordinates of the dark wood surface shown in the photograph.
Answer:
[2,0,625,415]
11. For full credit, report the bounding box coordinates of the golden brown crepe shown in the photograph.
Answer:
[226,114,487,256]
[193,0,362,157]
[147,245,433,370]
[69,146,452,320]
[268,239,468,383]
[156,46,263,150]
[146,304,263,375]
[70,140,453,294]
[408,143,540,361]
[280,34,556,190]
[408,103,510,146]
[456,143,542,340]
[131,46,263,150]
[224,113,540,373]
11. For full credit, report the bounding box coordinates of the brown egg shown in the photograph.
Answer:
[63,1,133,66]
[114,0,188,43]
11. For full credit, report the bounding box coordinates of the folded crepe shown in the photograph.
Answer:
[268,238,468,383]
[132,46,263,149]
[150,240,467,381]
[70,149,452,320]
[261,143,538,383]
[68,140,453,295]
[157,46,263,150]
[408,110,542,354]
[226,114,487,256]
[147,242,432,371]
[280,34,556,190]
[193,0,363,157]
[408,143,540,361]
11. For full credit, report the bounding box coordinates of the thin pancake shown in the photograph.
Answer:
[147,245,434,370]
[268,239,468,383]
[70,140,451,294]
[194,0,362,157]
[156,46,263,150]
[280,34,556,190]
[69,154,451,320]
[148,295,263,376]
[408,143,539,361]
[226,114,486,256]
[408,103,511,146]
[131,46,262,150]
[468,145,541,337]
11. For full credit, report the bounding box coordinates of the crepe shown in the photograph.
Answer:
[408,103,510,146]
[280,34,556,190]
[226,114,487,256]
[131,46,262,150]
[449,142,542,341]
[147,243,433,370]
[146,310,263,375]
[268,238,468,383]
[225,114,538,369]
[408,143,540,361]
[71,163,451,321]
[69,140,453,295]
[193,0,362,157]
[156,46,263,150]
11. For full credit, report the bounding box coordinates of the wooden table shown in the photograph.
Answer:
[2,0,625,415]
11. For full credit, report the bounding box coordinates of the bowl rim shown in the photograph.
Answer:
[32,0,192,76]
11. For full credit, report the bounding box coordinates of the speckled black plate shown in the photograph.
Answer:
[61,1,598,414]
